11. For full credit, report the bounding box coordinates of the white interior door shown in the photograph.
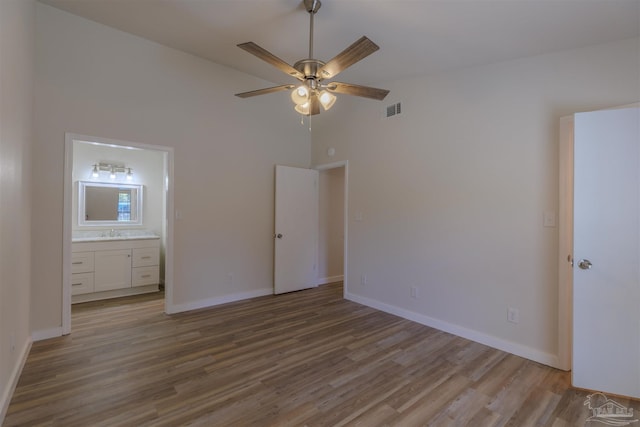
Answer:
[573,107,640,399]
[274,165,319,294]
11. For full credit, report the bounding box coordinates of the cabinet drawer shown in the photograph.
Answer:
[71,252,94,273]
[132,247,159,267]
[132,266,159,287]
[71,272,94,295]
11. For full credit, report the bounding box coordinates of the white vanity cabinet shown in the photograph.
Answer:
[71,238,160,303]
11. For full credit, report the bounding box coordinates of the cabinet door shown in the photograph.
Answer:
[94,249,132,292]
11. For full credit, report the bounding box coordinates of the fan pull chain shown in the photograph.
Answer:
[299,114,312,132]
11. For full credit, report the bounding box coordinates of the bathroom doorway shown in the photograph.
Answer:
[62,133,174,334]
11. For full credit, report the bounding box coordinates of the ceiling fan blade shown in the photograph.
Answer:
[317,36,380,80]
[326,82,389,100]
[237,42,304,80]
[235,84,295,98]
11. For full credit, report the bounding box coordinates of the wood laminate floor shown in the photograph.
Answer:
[5,282,638,426]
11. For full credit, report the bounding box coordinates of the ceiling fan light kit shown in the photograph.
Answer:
[235,0,389,118]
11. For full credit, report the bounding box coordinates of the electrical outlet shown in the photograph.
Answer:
[507,307,520,324]
[410,286,419,299]
[361,274,367,285]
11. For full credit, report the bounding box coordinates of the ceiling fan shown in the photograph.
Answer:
[235,0,389,116]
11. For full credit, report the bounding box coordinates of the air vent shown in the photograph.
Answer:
[385,102,402,118]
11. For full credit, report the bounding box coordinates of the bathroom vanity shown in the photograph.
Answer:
[71,234,160,303]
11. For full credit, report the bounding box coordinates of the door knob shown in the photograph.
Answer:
[578,259,592,270]
[275,233,283,239]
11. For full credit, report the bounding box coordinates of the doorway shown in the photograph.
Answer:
[317,165,345,285]
[317,161,348,293]
[558,105,640,398]
[273,161,347,295]
[62,133,174,334]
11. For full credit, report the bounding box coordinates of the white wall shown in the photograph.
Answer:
[0,0,35,420]
[32,3,311,334]
[72,142,165,234]
[311,37,640,368]
[318,167,344,284]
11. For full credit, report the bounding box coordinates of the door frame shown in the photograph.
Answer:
[315,160,348,297]
[558,115,574,371]
[557,103,640,372]
[62,133,175,334]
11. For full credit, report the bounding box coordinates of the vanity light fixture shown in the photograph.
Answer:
[91,163,133,180]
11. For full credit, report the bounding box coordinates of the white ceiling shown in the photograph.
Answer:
[39,0,640,87]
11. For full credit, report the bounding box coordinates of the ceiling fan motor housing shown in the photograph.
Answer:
[293,59,326,89]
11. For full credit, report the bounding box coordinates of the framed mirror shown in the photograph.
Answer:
[78,181,143,226]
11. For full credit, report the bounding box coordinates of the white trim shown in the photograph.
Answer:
[315,160,349,297]
[0,338,32,423]
[315,160,348,172]
[162,142,175,318]
[63,136,73,334]
[316,275,344,285]
[32,327,63,342]
[557,115,574,371]
[63,133,175,332]
[345,291,561,369]
[167,288,273,314]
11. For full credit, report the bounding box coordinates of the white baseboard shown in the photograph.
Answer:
[317,275,344,285]
[32,327,63,342]
[167,287,273,314]
[0,337,32,423]
[345,291,560,369]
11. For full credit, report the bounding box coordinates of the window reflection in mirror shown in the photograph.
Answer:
[78,181,143,226]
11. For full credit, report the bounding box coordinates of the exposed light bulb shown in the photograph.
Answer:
[92,164,99,178]
[291,85,310,106]
[110,167,116,179]
[319,90,336,111]
[126,168,133,181]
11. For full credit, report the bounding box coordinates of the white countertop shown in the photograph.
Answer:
[72,230,160,243]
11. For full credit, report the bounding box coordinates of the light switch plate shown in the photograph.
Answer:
[543,211,556,227]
